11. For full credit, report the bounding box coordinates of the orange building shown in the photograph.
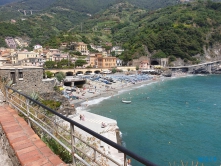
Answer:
[89,53,116,68]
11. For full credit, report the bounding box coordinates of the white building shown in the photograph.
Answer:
[34,44,43,50]
[111,46,124,55]
[116,58,123,66]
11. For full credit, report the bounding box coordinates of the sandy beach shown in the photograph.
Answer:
[61,72,188,165]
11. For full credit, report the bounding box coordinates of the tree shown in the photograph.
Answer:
[152,51,167,58]
[169,55,176,63]
[44,61,56,69]
[55,72,65,82]
[57,59,73,69]
[45,71,53,78]
[111,68,117,73]
[75,59,87,67]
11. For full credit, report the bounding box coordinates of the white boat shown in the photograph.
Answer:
[122,99,131,104]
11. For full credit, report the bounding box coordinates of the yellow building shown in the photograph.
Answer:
[11,51,40,64]
[73,42,88,55]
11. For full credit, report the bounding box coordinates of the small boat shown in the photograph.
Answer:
[122,99,131,104]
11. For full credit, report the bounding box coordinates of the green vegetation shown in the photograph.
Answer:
[1,1,221,63]
[44,59,74,69]
[41,100,61,110]
[75,59,87,67]
[55,72,65,82]
[42,136,72,163]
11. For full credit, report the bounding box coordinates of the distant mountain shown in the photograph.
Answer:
[0,0,181,21]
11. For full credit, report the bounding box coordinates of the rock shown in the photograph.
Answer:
[40,92,76,116]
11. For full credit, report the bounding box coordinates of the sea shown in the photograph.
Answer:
[83,75,221,166]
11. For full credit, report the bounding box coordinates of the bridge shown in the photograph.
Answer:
[18,9,41,15]
[168,60,221,73]
[46,66,136,76]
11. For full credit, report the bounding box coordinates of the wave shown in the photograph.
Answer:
[77,96,112,109]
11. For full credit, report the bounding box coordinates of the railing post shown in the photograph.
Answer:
[5,86,8,103]
[26,99,31,127]
[93,148,96,162]
[70,123,76,166]
[124,154,127,166]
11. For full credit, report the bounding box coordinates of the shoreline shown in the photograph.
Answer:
[71,74,189,108]
[64,73,190,165]
[70,75,165,108]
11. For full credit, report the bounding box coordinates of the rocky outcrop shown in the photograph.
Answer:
[40,92,76,116]
[192,67,210,74]
[162,69,172,77]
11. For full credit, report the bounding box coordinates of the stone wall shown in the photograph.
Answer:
[0,125,20,166]
[0,67,54,95]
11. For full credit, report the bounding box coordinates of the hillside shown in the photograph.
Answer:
[1,1,221,64]
[0,0,182,21]
[79,1,221,64]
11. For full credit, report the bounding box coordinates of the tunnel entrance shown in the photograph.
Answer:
[151,61,159,65]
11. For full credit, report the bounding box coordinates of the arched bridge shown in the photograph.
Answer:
[45,66,136,76]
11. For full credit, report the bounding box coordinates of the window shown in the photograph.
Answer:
[10,72,16,83]
[18,69,23,80]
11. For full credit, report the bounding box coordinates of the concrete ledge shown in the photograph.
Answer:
[0,104,66,166]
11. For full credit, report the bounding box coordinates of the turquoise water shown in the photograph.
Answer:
[88,75,221,166]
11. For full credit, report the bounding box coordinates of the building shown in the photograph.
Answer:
[89,54,98,68]
[89,53,116,68]
[139,60,150,70]
[11,51,41,64]
[0,66,54,94]
[116,58,123,66]
[33,44,43,54]
[90,45,103,52]
[111,46,124,55]
[45,49,61,61]
[0,57,9,66]
[51,53,69,62]
[97,54,116,68]
[73,42,89,55]
[19,57,45,67]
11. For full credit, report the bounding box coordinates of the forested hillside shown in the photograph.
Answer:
[63,1,221,64]
[115,1,221,63]
[0,0,181,21]
[1,1,221,63]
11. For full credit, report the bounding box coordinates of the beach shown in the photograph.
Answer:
[60,72,188,165]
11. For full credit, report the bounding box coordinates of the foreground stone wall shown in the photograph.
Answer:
[0,67,54,95]
[0,125,20,166]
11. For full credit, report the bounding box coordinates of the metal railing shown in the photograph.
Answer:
[3,85,157,166]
